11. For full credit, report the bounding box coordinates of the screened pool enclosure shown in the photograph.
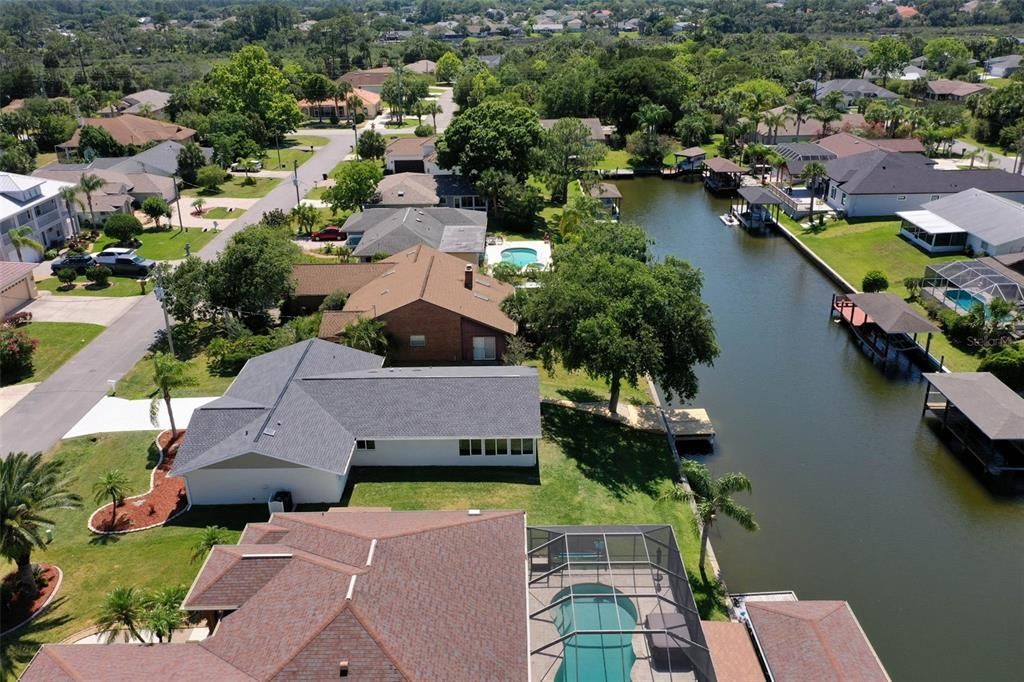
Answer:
[922,259,1024,314]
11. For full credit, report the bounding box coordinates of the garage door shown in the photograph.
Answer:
[393,160,425,174]
[1,278,34,317]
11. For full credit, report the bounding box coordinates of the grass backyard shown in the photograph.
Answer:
[349,405,727,620]
[181,176,280,199]
[36,276,145,297]
[96,227,217,261]
[114,351,235,400]
[1,322,104,386]
[286,135,329,148]
[529,360,653,405]
[199,206,240,220]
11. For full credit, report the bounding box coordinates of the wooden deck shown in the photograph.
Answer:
[542,400,716,444]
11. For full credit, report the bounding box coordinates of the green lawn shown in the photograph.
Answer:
[306,185,328,200]
[349,405,727,620]
[285,135,329,148]
[2,322,104,386]
[181,176,280,199]
[0,433,265,677]
[263,146,315,170]
[95,228,217,261]
[114,351,236,400]
[593,149,632,171]
[200,207,240,220]
[982,77,1012,89]
[528,360,653,406]
[36,277,146,298]
[958,134,1011,156]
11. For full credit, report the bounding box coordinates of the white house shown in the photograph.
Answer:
[0,172,77,262]
[823,151,1024,218]
[383,136,446,174]
[899,188,1024,256]
[985,54,1022,78]
[172,340,541,505]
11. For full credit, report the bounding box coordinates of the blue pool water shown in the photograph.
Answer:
[552,583,637,682]
[944,289,983,313]
[501,247,539,268]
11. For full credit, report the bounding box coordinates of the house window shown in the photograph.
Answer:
[485,438,497,455]
[830,187,837,200]
[841,193,847,206]
[472,336,497,361]
[410,335,426,347]
[522,439,534,455]
[356,440,375,450]
[459,439,483,456]
[930,195,940,200]
[495,439,508,455]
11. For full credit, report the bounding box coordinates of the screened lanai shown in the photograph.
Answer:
[922,259,1024,314]
[527,525,717,682]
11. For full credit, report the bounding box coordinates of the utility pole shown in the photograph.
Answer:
[276,131,283,169]
[293,160,300,205]
[153,268,175,357]
[353,123,360,160]
[172,174,184,232]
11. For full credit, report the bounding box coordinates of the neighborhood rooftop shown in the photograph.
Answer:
[924,373,1024,440]
[825,151,1024,195]
[343,207,487,258]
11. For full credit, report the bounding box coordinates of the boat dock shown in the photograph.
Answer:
[664,408,716,447]
[541,400,716,448]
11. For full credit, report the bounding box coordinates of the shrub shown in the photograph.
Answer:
[902,277,922,300]
[0,324,38,376]
[103,213,144,246]
[491,261,521,284]
[502,335,533,366]
[85,265,112,287]
[414,124,434,137]
[196,164,228,192]
[319,290,349,311]
[44,248,58,260]
[371,252,391,262]
[207,334,279,375]
[861,270,889,293]
[944,304,986,347]
[978,344,1024,390]
[57,268,77,288]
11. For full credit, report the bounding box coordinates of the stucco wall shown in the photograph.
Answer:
[185,467,347,505]
[352,438,537,467]
[833,191,1024,218]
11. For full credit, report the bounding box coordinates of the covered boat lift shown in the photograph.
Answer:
[731,186,783,229]
[831,293,941,371]
[702,157,744,193]
[923,372,1024,478]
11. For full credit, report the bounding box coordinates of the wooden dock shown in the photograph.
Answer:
[542,400,716,447]
[664,408,716,444]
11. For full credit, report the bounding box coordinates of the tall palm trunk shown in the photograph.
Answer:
[163,387,178,439]
[698,519,712,583]
[86,194,96,226]
[16,551,38,597]
[13,244,23,262]
[111,492,118,528]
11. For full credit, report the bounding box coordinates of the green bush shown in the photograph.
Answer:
[44,248,58,260]
[57,268,77,288]
[0,324,38,376]
[862,270,889,293]
[319,290,349,311]
[207,334,279,375]
[85,265,112,287]
[978,344,1024,390]
[103,213,144,246]
[197,164,228,191]
[414,124,434,137]
[943,304,986,347]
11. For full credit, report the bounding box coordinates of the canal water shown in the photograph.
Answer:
[620,177,1024,681]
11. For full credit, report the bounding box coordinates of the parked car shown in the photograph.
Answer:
[230,159,262,173]
[311,226,346,242]
[93,248,156,276]
[50,252,96,275]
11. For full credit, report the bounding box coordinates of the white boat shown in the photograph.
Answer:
[719,213,739,226]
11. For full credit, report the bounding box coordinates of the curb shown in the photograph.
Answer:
[87,430,188,535]
[0,565,64,638]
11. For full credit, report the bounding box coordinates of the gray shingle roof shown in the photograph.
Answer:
[925,372,1024,440]
[345,207,487,257]
[172,340,540,475]
[921,188,1024,247]
[816,79,899,100]
[826,151,1024,195]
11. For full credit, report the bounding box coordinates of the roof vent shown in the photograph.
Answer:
[397,191,404,197]
[464,264,473,290]
[468,509,482,516]
[474,293,490,301]
[263,428,276,437]
[339,660,349,677]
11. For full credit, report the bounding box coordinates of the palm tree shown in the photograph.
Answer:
[190,525,231,564]
[96,586,146,643]
[761,111,791,145]
[341,317,389,355]
[964,149,980,169]
[8,226,44,262]
[149,352,196,440]
[814,105,843,137]
[77,173,105,227]
[92,470,130,531]
[0,452,81,597]
[333,80,352,121]
[346,93,363,123]
[672,460,758,583]
[290,202,319,234]
[800,161,828,225]
[422,101,441,131]
[191,197,206,215]
[744,143,771,181]
[634,103,670,136]
[59,185,82,235]
[143,585,187,642]
[785,97,815,140]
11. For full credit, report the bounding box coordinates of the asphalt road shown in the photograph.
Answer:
[0,129,357,456]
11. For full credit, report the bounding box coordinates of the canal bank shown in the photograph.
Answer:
[619,177,1024,681]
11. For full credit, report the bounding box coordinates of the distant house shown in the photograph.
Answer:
[165,338,540,505]
[984,54,1022,78]
[342,207,488,262]
[478,54,503,69]
[1,96,72,113]
[534,21,564,32]
[925,79,990,101]
[319,245,517,363]
[115,89,172,117]
[895,5,920,19]
[405,59,436,74]
[823,151,1024,217]
[339,66,395,93]
[815,132,926,157]
[0,172,77,261]
[371,173,487,211]
[756,106,868,144]
[539,117,608,143]
[87,140,212,178]
[57,114,195,159]
[35,164,176,204]
[565,18,584,32]
[384,136,441,174]
[815,79,899,110]
[898,188,1024,256]
[301,87,381,121]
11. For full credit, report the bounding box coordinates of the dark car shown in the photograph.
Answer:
[311,226,346,242]
[50,252,97,275]
[94,249,156,277]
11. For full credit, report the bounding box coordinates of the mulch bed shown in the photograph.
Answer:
[1,564,60,632]
[88,430,188,534]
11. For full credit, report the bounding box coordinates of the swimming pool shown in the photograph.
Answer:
[552,583,637,682]
[944,289,983,313]
[501,247,539,268]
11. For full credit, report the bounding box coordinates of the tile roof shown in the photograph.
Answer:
[746,600,890,681]
[24,510,530,681]
[340,244,516,334]
[344,207,487,258]
[62,114,195,148]
[292,262,395,297]
[826,151,1024,195]
[172,337,539,474]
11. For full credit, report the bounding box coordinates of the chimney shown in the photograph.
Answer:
[464,264,473,290]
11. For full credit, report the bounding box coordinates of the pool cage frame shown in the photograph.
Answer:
[527,525,717,682]
[921,260,1024,314]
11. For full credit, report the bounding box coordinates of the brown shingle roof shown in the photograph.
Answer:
[703,157,745,173]
[62,114,194,148]
[23,645,252,681]
[926,79,990,98]
[746,601,890,681]
[292,262,395,298]
[385,136,435,157]
[339,244,516,334]
[340,67,395,88]
[816,132,925,157]
[702,620,766,682]
[318,310,364,339]
[758,106,867,140]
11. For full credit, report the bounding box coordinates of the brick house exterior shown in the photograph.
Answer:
[375,299,511,364]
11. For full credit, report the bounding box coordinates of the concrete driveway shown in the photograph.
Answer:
[26,293,139,326]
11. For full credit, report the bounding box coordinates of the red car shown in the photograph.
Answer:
[311,226,346,242]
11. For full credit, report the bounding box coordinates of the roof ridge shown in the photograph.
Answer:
[185,547,243,605]
[253,340,315,444]
[347,602,415,680]
[264,598,356,680]
[37,647,87,682]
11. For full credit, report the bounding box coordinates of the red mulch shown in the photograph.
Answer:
[1,564,59,630]
[89,430,188,533]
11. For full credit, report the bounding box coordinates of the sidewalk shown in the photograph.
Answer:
[64,396,217,438]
